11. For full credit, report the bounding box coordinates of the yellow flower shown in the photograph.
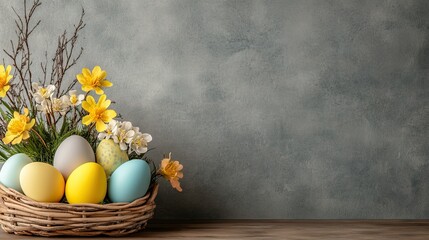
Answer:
[0,65,13,98]
[82,94,117,132]
[159,153,183,192]
[2,108,35,145]
[76,66,113,95]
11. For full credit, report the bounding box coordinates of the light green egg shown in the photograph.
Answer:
[0,153,33,192]
[96,139,128,176]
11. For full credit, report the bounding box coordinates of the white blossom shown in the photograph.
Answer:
[32,82,55,104]
[112,121,135,151]
[36,99,51,113]
[98,119,118,140]
[51,95,70,115]
[129,132,152,154]
[68,90,84,107]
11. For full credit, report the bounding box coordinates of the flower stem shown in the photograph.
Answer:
[88,123,95,134]
[72,107,76,126]
[31,128,48,149]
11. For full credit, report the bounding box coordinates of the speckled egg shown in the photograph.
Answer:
[0,153,33,193]
[53,135,95,180]
[96,139,128,176]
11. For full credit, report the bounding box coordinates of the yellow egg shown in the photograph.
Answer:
[66,162,107,204]
[96,139,128,176]
[20,162,65,203]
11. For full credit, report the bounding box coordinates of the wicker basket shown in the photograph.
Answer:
[0,183,158,237]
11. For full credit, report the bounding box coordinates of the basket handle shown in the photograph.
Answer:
[148,183,159,203]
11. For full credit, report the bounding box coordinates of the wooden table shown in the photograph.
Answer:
[0,220,428,239]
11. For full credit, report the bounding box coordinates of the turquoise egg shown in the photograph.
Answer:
[0,153,33,192]
[108,159,151,203]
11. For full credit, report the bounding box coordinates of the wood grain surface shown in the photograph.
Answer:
[0,220,427,239]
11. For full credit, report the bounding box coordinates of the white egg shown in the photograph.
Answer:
[53,135,95,180]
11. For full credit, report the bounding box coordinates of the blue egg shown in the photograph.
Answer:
[0,153,33,192]
[108,159,151,203]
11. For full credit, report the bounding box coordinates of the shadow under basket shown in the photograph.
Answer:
[0,183,158,237]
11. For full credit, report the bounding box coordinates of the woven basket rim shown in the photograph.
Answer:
[0,182,159,208]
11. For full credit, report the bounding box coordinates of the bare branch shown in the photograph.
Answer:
[28,20,41,36]
[11,7,24,30]
[52,8,85,97]
[41,51,48,85]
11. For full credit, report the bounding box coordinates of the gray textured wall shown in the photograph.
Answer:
[0,0,428,219]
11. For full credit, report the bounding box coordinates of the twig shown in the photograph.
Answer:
[53,8,85,97]
[31,128,47,148]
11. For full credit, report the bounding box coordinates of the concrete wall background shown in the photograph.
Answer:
[0,0,428,219]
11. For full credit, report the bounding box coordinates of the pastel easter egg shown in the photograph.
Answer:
[20,162,65,202]
[53,135,95,180]
[108,159,151,203]
[66,162,107,204]
[96,139,128,176]
[0,153,33,192]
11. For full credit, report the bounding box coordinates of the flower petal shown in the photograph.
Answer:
[6,65,11,74]
[47,85,56,92]
[92,66,102,75]
[2,134,15,144]
[137,147,148,154]
[125,130,135,139]
[22,131,30,140]
[82,85,93,92]
[99,70,107,80]
[97,94,106,105]
[143,133,152,142]
[82,115,92,125]
[119,142,128,151]
[161,159,169,168]
[170,179,182,192]
[81,101,92,112]
[101,80,113,87]
[96,120,107,132]
[100,99,111,109]
[11,134,23,145]
[94,87,104,95]
[123,121,133,130]
[26,119,35,130]
[101,110,117,122]
[86,95,96,106]
[76,74,86,84]
[98,132,106,140]
[82,68,91,78]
